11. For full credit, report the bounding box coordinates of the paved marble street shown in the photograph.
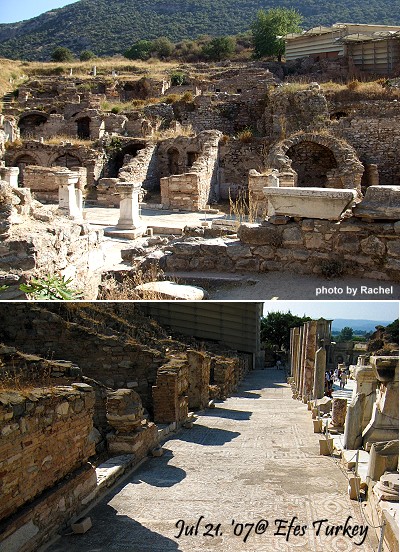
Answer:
[45,369,376,552]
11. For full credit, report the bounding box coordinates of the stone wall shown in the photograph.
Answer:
[118,143,158,191]
[332,107,400,185]
[165,218,400,281]
[5,141,105,187]
[152,358,189,424]
[160,130,222,210]
[0,464,96,552]
[0,384,95,521]
[0,305,164,413]
[219,140,265,200]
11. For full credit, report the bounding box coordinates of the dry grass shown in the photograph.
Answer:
[0,58,29,109]
[98,264,170,300]
[0,353,54,394]
[322,79,400,101]
[42,134,95,146]
[228,188,266,227]
[23,57,179,81]
[153,123,195,140]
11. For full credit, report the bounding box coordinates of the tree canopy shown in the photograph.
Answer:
[51,46,74,62]
[336,326,354,342]
[251,7,303,61]
[201,36,236,61]
[261,311,311,351]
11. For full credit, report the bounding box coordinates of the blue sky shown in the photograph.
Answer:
[263,301,398,322]
[0,0,78,24]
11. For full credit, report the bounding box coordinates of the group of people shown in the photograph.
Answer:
[324,366,349,396]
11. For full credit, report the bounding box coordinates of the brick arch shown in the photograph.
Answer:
[266,132,364,194]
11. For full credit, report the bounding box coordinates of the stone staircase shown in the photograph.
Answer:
[1,91,15,112]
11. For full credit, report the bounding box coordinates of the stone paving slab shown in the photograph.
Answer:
[45,370,377,552]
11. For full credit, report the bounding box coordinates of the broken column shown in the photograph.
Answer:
[71,166,87,219]
[105,182,146,238]
[313,345,326,400]
[106,389,158,455]
[152,358,189,425]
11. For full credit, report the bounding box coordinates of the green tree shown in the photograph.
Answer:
[251,7,302,61]
[261,311,311,351]
[201,36,236,61]
[337,326,354,342]
[124,40,153,60]
[152,37,174,59]
[51,46,74,62]
[79,50,95,61]
[384,319,399,343]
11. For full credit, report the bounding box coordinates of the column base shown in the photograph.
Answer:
[104,225,147,239]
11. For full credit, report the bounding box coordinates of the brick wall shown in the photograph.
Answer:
[152,358,189,424]
[0,384,95,521]
[187,350,211,410]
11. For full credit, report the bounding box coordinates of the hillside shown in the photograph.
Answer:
[0,0,399,60]
[331,319,393,332]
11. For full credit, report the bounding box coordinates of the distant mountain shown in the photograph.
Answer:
[0,0,399,60]
[331,319,393,332]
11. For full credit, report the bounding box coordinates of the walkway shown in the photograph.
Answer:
[46,370,376,552]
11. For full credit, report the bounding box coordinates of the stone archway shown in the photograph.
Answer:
[266,132,364,194]
[18,112,48,137]
[286,141,338,187]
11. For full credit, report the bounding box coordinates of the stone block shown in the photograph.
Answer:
[72,516,92,534]
[360,235,386,256]
[263,187,357,220]
[354,186,400,220]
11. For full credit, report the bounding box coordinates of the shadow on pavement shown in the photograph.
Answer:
[51,505,182,552]
[201,407,252,421]
[132,451,187,488]
[177,424,240,446]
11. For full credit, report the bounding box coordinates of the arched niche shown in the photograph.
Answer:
[286,141,338,187]
[18,112,48,137]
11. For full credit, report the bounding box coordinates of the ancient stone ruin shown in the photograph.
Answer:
[1,62,400,297]
[0,303,258,551]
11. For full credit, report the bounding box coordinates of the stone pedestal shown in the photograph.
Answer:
[57,171,82,220]
[344,393,366,449]
[319,437,334,456]
[104,182,146,239]
[0,167,19,188]
[367,440,399,482]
